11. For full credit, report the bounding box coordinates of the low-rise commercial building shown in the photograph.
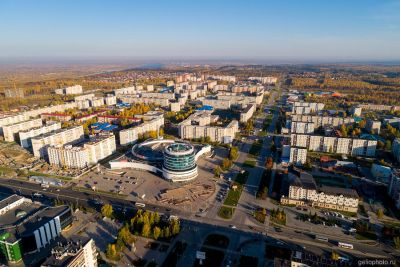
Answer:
[281,171,359,213]
[31,126,85,158]
[0,196,73,264]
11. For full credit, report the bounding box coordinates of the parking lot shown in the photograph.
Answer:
[73,146,228,212]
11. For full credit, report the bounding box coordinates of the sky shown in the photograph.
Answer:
[0,0,399,63]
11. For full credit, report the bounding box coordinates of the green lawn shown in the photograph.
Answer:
[243,159,257,168]
[224,186,243,206]
[355,232,377,240]
[249,140,263,156]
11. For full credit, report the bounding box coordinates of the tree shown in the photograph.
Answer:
[331,251,339,261]
[340,125,348,137]
[265,157,273,169]
[385,140,392,151]
[101,204,113,218]
[214,166,222,177]
[170,220,180,235]
[376,209,384,220]
[163,227,171,238]
[222,158,232,170]
[106,244,117,259]
[141,223,151,237]
[229,146,238,160]
[394,236,400,250]
[359,120,366,129]
[153,226,161,240]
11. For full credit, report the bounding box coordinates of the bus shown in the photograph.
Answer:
[338,242,353,249]
[315,235,329,242]
[135,202,146,208]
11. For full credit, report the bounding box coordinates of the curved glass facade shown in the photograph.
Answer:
[163,143,196,172]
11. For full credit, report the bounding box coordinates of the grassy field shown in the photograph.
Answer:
[224,186,243,206]
[243,159,257,168]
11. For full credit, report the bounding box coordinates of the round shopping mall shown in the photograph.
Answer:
[110,139,211,182]
[162,143,198,182]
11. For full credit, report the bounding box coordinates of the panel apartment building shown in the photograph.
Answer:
[2,118,43,142]
[291,102,325,115]
[119,113,164,145]
[19,121,61,149]
[281,171,359,213]
[48,134,116,169]
[290,133,377,157]
[178,111,239,143]
[290,115,355,128]
[31,126,85,158]
[0,102,77,133]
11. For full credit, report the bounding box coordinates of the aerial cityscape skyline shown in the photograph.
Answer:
[1,0,400,62]
[0,1,399,267]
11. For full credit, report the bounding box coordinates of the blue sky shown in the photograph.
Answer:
[0,0,399,62]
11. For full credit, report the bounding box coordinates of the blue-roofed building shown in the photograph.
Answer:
[196,105,213,111]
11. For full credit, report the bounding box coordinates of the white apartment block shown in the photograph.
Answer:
[290,115,354,128]
[31,125,85,158]
[147,85,154,91]
[240,104,256,123]
[170,102,181,112]
[42,236,98,267]
[48,134,116,168]
[74,94,95,101]
[290,121,315,134]
[48,145,89,169]
[293,102,325,112]
[104,94,117,106]
[55,85,83,95]
[84,134,116,164]
[3,118,43,142]
[201,98,231,109]
[248,76,278,84]
[289,147,307,165]
[119,95,170,107]
[178,111,239,143]
[351,106,362,116]
[366,120,381,134]
[113,86,137,95]
[206,75,236,82]
[290,134,377,157]
[281,172,359,213]
[393,139,400,162]
[119,114,164,145]
[19,121,61,149]
[0,102,76,133]
[217,91,264,106]
[89,97,105,108]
